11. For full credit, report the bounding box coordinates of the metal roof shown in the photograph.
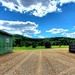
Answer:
[0,30,13,36]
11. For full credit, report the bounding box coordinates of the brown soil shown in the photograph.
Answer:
[0,48,75,75]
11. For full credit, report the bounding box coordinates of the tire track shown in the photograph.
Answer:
[41,50,56,75]
[58,67,75,75]
[4,51,36,75]
[42,50,70,74]
[57,51,75,59]
[0,51,24,64]
[0,51,32,75]
[36,50,42,75]
[42,55,56,75]
[0,49,75,75]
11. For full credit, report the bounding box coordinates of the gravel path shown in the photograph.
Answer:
[0,48,75,75]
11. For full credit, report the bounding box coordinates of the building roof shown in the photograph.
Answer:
[0,30,13,36]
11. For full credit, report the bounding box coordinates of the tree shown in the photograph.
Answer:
[44,41,51,48]
[32,42,37,48]
[59,39,62,47]
[25,41,31,47]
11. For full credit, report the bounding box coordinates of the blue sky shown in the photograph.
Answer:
[0,0,75,38]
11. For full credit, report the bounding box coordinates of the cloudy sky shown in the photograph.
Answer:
[0,0,75,38]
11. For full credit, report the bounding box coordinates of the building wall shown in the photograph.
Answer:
[0,33,13,54]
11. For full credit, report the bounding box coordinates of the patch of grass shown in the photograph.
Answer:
[13,45,69,51]
[13,46,45,51]
[52,45,69,48]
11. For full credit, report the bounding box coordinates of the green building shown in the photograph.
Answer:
[0,30,13,54]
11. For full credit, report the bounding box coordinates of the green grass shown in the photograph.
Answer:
[52,45,69,48]
[13,45,69,51]
[13,46,45,51]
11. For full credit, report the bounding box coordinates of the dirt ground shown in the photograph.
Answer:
[0,48,75,75]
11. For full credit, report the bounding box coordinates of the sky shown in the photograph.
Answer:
[0,0,75,38]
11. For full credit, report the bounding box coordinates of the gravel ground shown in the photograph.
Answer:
[0,48,75,75]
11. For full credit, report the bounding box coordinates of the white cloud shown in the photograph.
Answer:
[73,25,75,28]
[38,35,44,38]
[0,0,75,17]
[46,28,75,38]
[60,0,75,6]
[24,33,32,38]
[0,0,61,17]
[0,20,41,37]
[62,32,75,38]
[57,8,62,12]
[4,8,7,11]
[46,28,68,34]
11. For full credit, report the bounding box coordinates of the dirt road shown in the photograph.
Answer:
[0,48,75,75]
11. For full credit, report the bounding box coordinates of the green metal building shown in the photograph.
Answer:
[0,30,13,54]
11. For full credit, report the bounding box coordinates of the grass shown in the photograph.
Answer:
[52,45,69,48]
[13,45,69,51]
[13,46,45,50]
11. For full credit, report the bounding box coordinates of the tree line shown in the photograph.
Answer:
[13,34,75,48]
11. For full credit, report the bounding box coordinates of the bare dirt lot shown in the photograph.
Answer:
[0,48,75,75]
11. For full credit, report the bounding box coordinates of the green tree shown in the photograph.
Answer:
[44,41,51,48]
[32,42,37,48]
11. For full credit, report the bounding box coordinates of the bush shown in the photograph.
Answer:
[45,41,51,48]
[32,42,37,48]
[25,41,32,47]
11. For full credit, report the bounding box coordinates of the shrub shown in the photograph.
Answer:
[32,42,37,48]
[45,41,51,48]
[25,41,32,47]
